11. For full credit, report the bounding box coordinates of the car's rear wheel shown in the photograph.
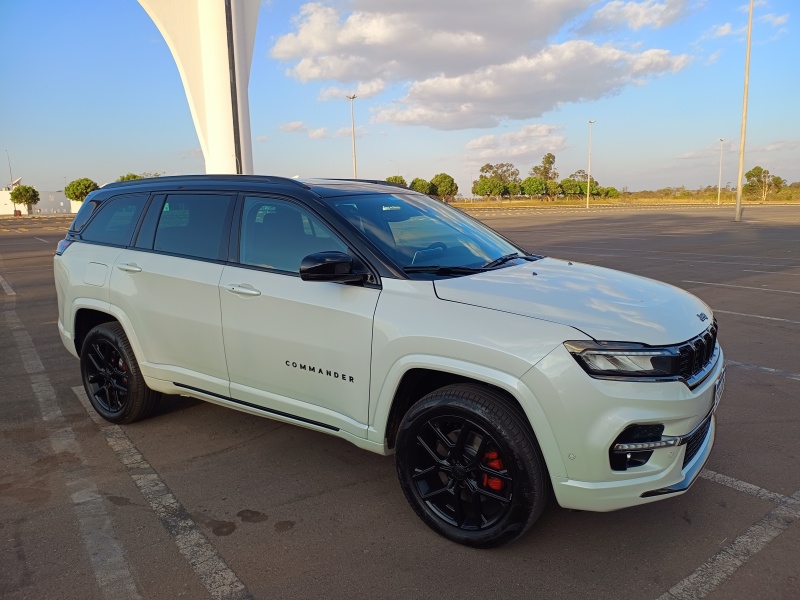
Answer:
[80,322,160,424]
[395,384,548,548]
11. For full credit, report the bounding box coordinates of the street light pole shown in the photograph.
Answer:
[346,94,358,179]
[717,138,725,206]
[735,0,754,222]
[586,120,595,209]
[5,149,12,189]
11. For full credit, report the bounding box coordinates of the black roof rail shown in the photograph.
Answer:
[101,174,310,190]
[310,178,409,190]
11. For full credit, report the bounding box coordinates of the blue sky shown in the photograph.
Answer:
[1,0,797,195]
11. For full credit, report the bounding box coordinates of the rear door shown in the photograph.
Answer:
[219,195,380,436]
[110,192,235,397]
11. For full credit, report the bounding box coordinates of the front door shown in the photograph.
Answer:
[220,196,380,436]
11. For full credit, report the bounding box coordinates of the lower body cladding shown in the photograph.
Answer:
[522,344,726,513]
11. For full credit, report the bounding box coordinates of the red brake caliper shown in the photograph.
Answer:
[482,450,505,491]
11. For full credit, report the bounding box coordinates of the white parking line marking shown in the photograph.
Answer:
[73,387,254,600]
[546,245,800,262]
[714,310,800,325]
[682,281,800,295]
[699,470,790,505]
[3,309,142,600]
[0,273,15,296]
[539,249,796,269]
[657,490,800,600]
[743,269,800,276]
[725,360,800,382]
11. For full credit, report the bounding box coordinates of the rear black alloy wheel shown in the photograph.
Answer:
[396,384,548,548]
[80,322,159,424]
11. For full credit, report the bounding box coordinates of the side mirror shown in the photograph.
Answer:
[300,251,364,283]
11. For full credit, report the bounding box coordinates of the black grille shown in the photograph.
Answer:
[678,322,718,380]
[682,416,711,468]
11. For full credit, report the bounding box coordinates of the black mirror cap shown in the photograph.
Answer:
[300,251,364,283]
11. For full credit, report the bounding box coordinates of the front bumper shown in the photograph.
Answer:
[522,343,725,512]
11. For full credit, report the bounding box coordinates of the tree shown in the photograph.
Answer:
[569,169,587,182]
[560,178,582,199]
[11,185,40,214]
[479,163,520,184]
[545,180,562,200]
[410,178,432,194]
[521,176,546,197]
[64,178,99,203]
[472,177,505,198]
[506,181,521,197]
[116,173,142,182]
[604,187,620,198]
[385,175,407,187]
[430,173,458,199]
[530,153,558,181]
[745,166,784,202]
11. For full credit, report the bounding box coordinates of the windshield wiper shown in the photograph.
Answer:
[482,253,541,269]
[402,265,486,276]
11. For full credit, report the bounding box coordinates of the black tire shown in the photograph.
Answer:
[80,322,160,424]
[395,384,548,548]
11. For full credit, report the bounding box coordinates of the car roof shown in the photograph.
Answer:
[99,175,410,199]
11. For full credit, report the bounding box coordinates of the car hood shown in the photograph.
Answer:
[433,258,712,345]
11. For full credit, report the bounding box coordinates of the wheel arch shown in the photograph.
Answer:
[73,304,146,368]
[372,358,567,479]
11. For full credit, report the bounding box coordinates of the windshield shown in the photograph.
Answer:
[327,193,526,274]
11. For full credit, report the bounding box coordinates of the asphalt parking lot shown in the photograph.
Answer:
[1,205,798,600]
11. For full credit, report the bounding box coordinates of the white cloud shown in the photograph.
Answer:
[272,2,693,130]
[465,125,567,163]
[704,50,721,65]
[374,42,690,130]
[334,125,367,138]
[738,1,767,13]
[272,1,596,82]
[585,0,690,32]
[318,79,386,101]
[278,121,330,139]
[759,13,789,27]
[703,22,746,38]
[255,135,269,143]
[279,121,308,132]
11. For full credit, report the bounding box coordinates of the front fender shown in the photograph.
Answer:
[367,354,567,479]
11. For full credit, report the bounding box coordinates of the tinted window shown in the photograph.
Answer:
[329,193,520,270]
[80,193,148,246]
[240,197,347,272]
[70,194,102,232]
[153,194,233,260]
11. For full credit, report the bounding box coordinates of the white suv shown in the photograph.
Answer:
[55,175,724,547]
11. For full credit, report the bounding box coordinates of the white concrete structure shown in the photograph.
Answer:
[137,0,260,175]
[0,190,14,215]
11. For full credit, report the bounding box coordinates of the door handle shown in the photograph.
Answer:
[225,283,261,297]
[117,263,142,273]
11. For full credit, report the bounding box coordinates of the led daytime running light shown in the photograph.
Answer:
[614,438,679,452]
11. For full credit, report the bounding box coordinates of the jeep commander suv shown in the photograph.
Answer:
[55,175,724,547]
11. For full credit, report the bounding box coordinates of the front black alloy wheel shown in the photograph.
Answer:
[80,322,159,424]
[396,384,548,548]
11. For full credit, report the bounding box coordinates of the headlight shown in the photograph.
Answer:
[564,341,681,381]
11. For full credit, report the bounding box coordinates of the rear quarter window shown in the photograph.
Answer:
[80,193,149,246]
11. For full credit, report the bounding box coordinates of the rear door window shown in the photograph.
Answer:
[80,193,149,246]
[153,194,234,261]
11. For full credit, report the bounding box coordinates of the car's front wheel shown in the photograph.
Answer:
[395,384,548,548]
[80,322,160,424]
